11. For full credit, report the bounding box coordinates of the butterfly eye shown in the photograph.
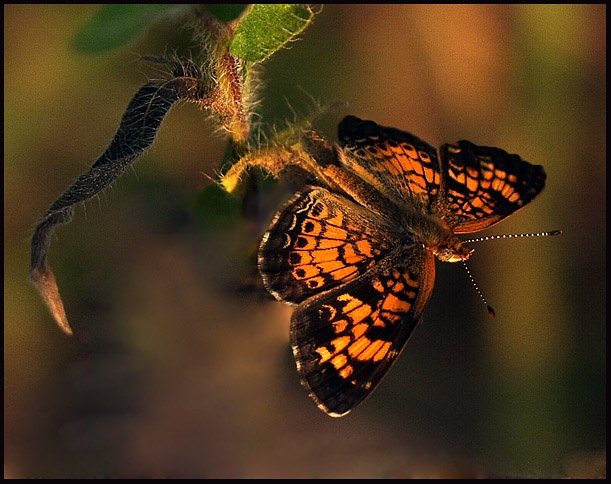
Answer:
[435,246,471,263]
[435,247,454,262]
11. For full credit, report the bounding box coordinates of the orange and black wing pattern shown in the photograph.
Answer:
[337,116,546,234]
[291,245,435,417]
[337,115,442,211]
[259,187,397,305]
[258,115,548,416]
[259,184,435,416]
[436,140,546,233]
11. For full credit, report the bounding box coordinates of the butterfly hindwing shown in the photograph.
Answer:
[291,246,435,416]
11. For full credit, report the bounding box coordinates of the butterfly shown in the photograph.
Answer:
[258,115,546,416]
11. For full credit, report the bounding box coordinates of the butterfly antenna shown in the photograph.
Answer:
[463,230,561,244]
[460,230,561,317]
[461,259,496,317]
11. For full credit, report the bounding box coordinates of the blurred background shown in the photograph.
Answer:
[4,4,605,478]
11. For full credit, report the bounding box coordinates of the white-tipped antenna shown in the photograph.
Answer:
[462,259,496,317]
[461,229,561,317]
[463,230,561,244]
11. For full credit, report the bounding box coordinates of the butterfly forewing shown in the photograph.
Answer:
[259,187,398,305]
[437,140,546,233]
[337,115,442,212]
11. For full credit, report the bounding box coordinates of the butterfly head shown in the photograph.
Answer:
[434,239,474,263]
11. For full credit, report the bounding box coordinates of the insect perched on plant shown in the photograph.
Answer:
[250,115,559,416]
[30,5,559,417]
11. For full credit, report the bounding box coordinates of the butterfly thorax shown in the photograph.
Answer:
[399,208,473,263]
[321,161,474,265]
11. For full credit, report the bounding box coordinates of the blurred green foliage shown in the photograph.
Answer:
[204,4,249,23]
[191,183,241,231]
[73,4,314,64]
[73,4,184,53]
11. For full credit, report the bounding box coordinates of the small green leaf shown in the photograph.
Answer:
[205,4,249,22]
[230,4,315,63]
[73,4,183,53]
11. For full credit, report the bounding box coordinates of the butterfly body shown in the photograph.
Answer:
[258,115,546,416]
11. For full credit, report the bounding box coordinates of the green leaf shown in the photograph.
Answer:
[73,4,183,53]
[230,4,315,63]
[205,4,249,22]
